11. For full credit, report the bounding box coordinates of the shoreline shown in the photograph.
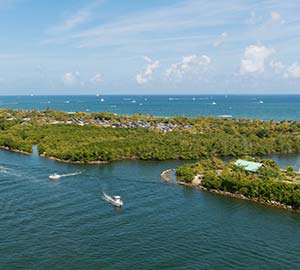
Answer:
[0,146,32,155]
[0,147,109,164]
[39,154,110,164]
[160,169,297,212]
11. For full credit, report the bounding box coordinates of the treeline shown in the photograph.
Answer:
[176,158,300,208]
[1,109,300,162]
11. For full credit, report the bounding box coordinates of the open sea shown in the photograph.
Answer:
[1,94,300,120]
[1,95,300,269]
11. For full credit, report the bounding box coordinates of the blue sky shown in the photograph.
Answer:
[0,0,300,94]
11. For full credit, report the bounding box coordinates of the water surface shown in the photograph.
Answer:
[1,95,300,120]
[1,150,300,269]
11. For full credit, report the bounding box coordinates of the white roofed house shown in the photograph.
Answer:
[234,159,263,173]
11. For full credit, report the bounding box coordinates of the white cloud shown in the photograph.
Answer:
[47,1,104,34]
[136,56,160,84]
[52,10,91,33]
[213,32,228,47]
[286,63,300,78]
[240,45,273,74]
[46,1,247,48]
[165,55,211,81]
[63,71,80,85]
[270,61,300,79]
[90,73,103,84]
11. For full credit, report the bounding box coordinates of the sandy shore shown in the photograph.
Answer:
[160,169,296,211]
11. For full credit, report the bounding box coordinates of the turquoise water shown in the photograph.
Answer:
[1,95,300,120]
[1,150,300,269]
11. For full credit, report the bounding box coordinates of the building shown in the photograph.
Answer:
[234,159,262,173]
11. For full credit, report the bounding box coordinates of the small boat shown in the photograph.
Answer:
[102,192,123,207]
[49,173,61,180]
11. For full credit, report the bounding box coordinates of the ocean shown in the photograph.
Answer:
[1,95,300,269]
[1,94,300,120]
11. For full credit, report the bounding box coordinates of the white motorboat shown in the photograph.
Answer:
[49,173,61,180]
[102,192,123,207]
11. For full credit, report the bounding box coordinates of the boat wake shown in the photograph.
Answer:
[60,171,82,178]
[0,165,22,177]
[49,171,82,180]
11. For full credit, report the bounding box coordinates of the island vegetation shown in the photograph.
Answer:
[1,109,300,163]
[176,157,300,209]
[2,109,300,208]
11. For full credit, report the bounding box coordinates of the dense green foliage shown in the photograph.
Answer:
[1,109,300,162]
[176,158,300,208]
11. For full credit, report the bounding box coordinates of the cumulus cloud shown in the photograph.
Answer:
[90,73,103,84]
[270,61,300,79]
[165,55,211,81]
[213,32,228,47]
[240,45,273,74]
[63,71,80,85]
[136,56,160,84]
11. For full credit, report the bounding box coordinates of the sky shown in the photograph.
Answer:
[0,0,300,95]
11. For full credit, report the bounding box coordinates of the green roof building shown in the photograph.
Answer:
[235,159,263,172]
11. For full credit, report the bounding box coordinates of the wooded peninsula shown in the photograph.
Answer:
[176,157,300,210]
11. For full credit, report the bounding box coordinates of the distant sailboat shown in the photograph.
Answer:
[100,98,104,102]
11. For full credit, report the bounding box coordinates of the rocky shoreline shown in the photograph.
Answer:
[160,169,297,212]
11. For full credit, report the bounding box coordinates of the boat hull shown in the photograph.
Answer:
[49,175,61,180]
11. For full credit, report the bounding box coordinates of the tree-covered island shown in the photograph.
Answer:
[1,109,300,163]
[2,109,300,209]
